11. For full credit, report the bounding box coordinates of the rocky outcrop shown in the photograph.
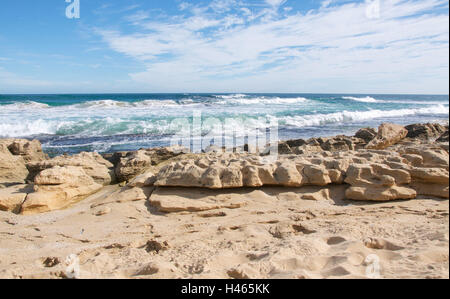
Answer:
[21,166,103,215]
[115,150,152,183]
[405,123,447,140]
[366,123,408,150]
[115,146,188,183]
[0,143,29,184]
[127,171,157,188]
[149,187,247,213]
[320,136,365,152]
[0,139,47,185]
[437,130,449,142]
[27,152,114,185]
[344,164,416,201]
[355,127,377,143]
[155,153,346,189]
[6,139,47,163]
[1,123,448,215]
[154,143,449,201]
[0,184,33,213]
[277,136,366,156]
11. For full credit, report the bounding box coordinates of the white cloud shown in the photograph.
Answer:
[97,0,449,93]
[265,0,287,7]
[124,10,151,23]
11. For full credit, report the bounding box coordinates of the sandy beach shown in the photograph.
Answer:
[0,122,448,279]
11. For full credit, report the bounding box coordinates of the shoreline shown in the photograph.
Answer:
[21,118,450,158]
[1,121,448,279]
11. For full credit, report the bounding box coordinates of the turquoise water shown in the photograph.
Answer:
[0,93,448,155]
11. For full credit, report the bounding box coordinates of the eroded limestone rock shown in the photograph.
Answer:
[28,152,114,185]
[0,184,32,213]
[21,166,103,215]
[115,146,188,182]
[366,123,408,150]
[0,143,29,184]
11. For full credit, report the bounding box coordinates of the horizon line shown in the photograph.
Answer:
[1,92,449,96]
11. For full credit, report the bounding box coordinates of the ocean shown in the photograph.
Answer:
[0,93,448,156]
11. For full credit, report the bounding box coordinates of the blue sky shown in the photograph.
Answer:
[0,0,448,94]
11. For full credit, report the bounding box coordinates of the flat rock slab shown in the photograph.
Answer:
[149,187,250,213]
[0,184,33,213]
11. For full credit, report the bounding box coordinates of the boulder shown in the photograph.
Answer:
[115,146,188,182]
[286,139,307,148]
[115,150,152,183]
[28,152,114,185]
[127,171,157,188]
[6,139,47,163]
[320,136,364,152]
[355,127,377,143]
[405,123,447,140]
[344,164,416,201]
[366,123,408,150]
[277,142,293,155]
[21,166,103,215]
[0,143,29,184]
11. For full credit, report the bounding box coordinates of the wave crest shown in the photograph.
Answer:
[342,96,380,103]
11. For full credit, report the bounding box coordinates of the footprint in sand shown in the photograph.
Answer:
[327,236,347,245]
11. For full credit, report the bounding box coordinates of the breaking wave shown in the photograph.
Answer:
[0,105,447,138]
[342,96,380,103]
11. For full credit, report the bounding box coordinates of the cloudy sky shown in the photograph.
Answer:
[0,0,448,94]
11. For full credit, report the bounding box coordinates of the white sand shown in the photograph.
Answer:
[0,185,448,279]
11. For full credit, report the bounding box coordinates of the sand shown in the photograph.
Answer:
[0,184,448,279]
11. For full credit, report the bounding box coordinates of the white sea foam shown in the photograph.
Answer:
[341,96,447,105]
[71,99,180,109]
[1,104,447,138]
[0,101,50,110]
[214,94,248,99]
[282,105,448,128]
[216,96,309,105]
[342,96,380,103]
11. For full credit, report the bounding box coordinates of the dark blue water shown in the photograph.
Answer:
[0,93,448,155]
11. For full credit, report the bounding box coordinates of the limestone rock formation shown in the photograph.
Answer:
[155,153,346,189]
[366,123,408,150]
[115,150,152,183]
[405,123,447,140]
[344,164,416,201]
[0,143,29,184]
[1,123,449,215]
[21,166,103,215]
[355,127,377,143]
[320,136,365,152]
[28,152,114,185]
[149,187,247,212]
[6,139,47,163]
[0,184,33,213]
[127,171,157,188]
[115,146,188,183]
[154,143,449,201]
